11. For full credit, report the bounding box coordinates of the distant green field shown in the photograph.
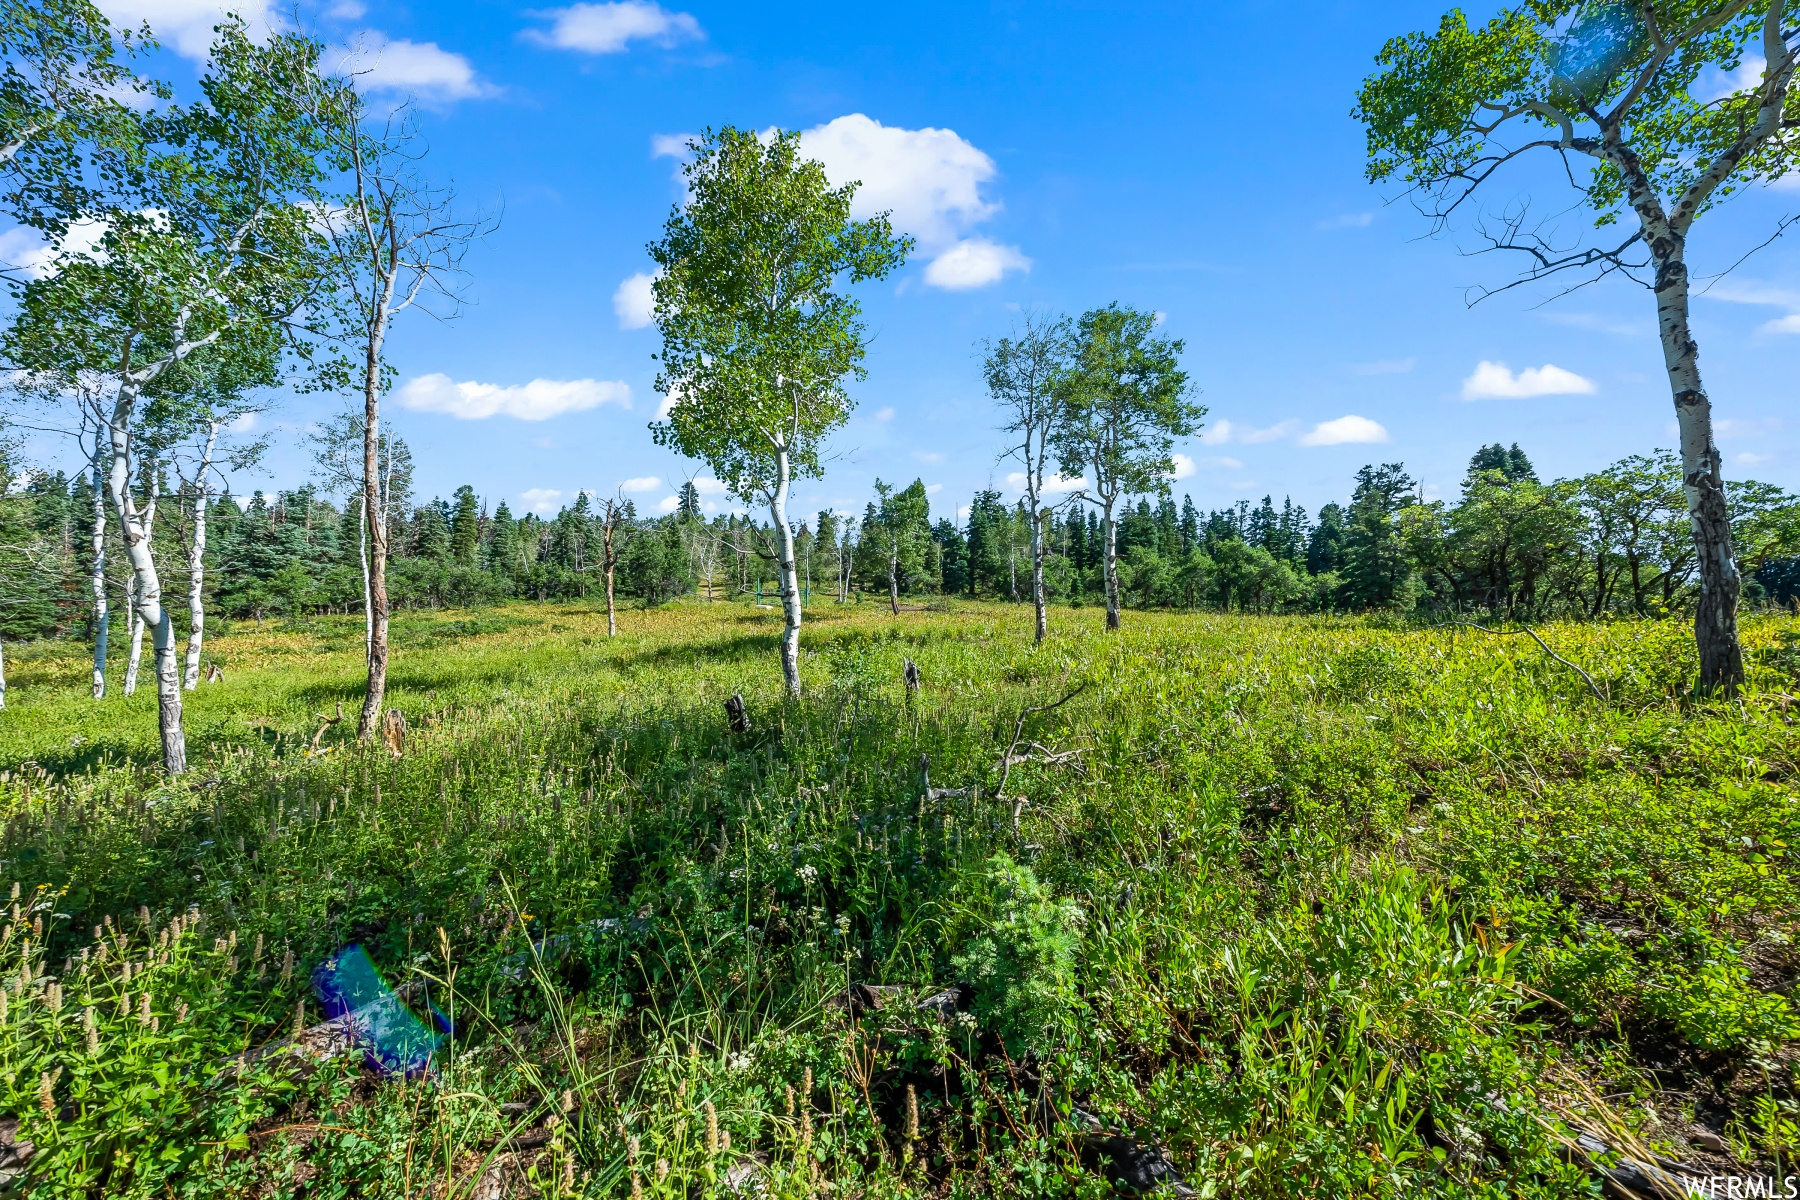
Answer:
[1,600,1796,1197]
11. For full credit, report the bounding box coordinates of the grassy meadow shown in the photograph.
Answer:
[0,598,1797,1197]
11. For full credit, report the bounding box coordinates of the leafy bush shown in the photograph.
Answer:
[951,853,1087,1059]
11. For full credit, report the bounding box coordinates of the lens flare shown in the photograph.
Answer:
[311,945,445,1076]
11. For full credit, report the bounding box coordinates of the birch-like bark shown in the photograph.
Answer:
[357,307,394,740]
[122,467,158,696]
[769,444,802,696]
[89,447,109,699]
[357,493,372,655]
[1102,499,1121,631]
[106,385,186,773]
[183,421,218,689]
[888,540,900,615]
[1030,507,1047,642]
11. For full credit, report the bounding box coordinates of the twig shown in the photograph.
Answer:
[1432,621,1608,703]
[996,683,1088,799]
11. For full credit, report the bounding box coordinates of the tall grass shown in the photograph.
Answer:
[0,601,1795,1196]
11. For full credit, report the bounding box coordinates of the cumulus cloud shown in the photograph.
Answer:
[1316,211,1374,230]
[1299,415,1390,446]
[331,33,493,102]
[397,373,630,420]
[619,476,661,493]
[925,483,943,495]
[1200,419,1233,445]
[650,132,695,159]
[922,238,1032,290]
[1167,452,1195,480]
[1203,455,1244,469]
[95,0,275,59]
[613,270,659,329]
[796,114,1029,290]
[655,494,680,513]
[1760,314,1800,335]
[1735,451,1775,466]
[0,219,109,279]
[524,2,703,53]
[521,487,563,515]
[1460,360,1595,400]
[654,391,681,420]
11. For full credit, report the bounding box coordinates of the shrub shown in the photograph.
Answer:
[951,853,1086,1059]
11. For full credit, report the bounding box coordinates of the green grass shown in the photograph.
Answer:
[0,599,1797,1197]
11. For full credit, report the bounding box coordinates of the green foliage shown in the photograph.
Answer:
[950,853,1086,1059]
[648,125,910,500]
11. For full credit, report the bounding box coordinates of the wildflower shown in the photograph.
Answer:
[176,1001,188,1023]
[37,1068,58,1116]
[138,992,152,1025]
[560,1089,574,1114]
[906,1083,918,1140]
[656,1158,669,1181]
[797,864,818,886]
[0,990,7,1027]
[705,1099,718,1154]
[292,1001,305,1039]
[834,913,851,937]
[252,932,263,963]
[121,960,133,984]
[785,1084,795,1117]
[562,1153,575,1192]
[43,981,60,1013]
[84,1006,98,1055]
[117,991,129,1018]
[728,1050,752,1072]
[31,916,41,939]
[629,1171,643,1200]
[8,883,15,901]
[280,949,294,985]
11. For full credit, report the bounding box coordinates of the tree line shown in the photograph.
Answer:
[4,0,1798,770]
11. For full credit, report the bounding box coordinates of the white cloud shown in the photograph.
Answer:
[1240,419,1300,444]
[1203,455,1244,469]
[1735,452,1775,466]
[871,406,895,422]
[655,494,680,513]
[613,270,659,329]
[925,483,944,495]
[331,33,493,102]
[797,114,1027,290]
[1348,357,1415,376]
[95,0,275,59]
[1006,471,1086,494]
[654,390,681,419]
[914,450,945,464]
[1460,360,1596,400]
[956,504,972,521]
[1151,310,1167,326]
[690,477,730,495]
[325,0,365,17]
[1167,452,1195,480]
[1696,55,1765,103]
[0,218,108,279]
[1316,211,1374,230]
[524,2,703,53]
[1299,415,1390,446]
[521,487,563,515]
[650,132,695,159]
[922,237,1031,289]
[1200,419,1233,445]
[1759,314,1800,335]
[396,373,630,420]
[619,475,661,493]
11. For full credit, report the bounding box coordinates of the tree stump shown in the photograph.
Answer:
[724,693,750,734]
[382,709,407,756]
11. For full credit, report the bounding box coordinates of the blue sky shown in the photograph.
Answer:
[16,0,1800,522]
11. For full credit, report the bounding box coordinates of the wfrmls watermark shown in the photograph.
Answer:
[1674,1175,1800,1198]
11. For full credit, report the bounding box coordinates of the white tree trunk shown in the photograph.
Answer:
[1029,500,1047,643]
[770,447,802,697]
[358,492,372,656]
[123,467,159,695]
[0,640,6,709]
[90,453,109,699]
[123,576,142,695]
[1102,499,1121,631]
[106,390,186,773]
[183,423,217,690]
